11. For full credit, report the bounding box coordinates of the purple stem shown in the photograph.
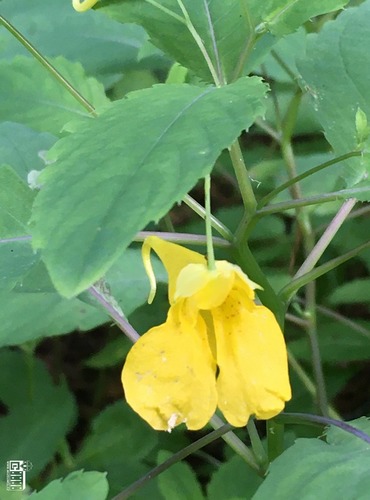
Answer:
[295,198,357,279]
[88,285,140,343]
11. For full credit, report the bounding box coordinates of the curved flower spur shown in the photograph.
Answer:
[122,236,291,432]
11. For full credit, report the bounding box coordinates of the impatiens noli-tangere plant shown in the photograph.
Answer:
[1,0,370,499]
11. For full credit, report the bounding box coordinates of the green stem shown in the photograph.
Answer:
[112,423,234,500]
[247,419,268,469]
[270,49,297,82]
[210,414,262,474]
[229,140,257,218]
[0,15,96,117]
[183,194,234,241]
[256,185,370,216]
[279,240,370,303]
[258,151,362,208]
[205,175,216,270]
[287,350,341,420]
[135,231,231,248]
[281,90,328,417]
[176,0,220,85]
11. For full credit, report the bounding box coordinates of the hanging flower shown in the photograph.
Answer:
[122,236,291,431]
[72,0,99,12]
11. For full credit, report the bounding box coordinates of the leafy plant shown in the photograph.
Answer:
[1,0,370,498]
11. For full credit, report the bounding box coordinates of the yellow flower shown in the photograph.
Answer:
[72,0,99,12]
[122,236,291,431]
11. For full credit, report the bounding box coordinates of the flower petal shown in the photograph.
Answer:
[142,236,205,304]
[122,300,217,431]
[175,261,236,309]
[213,291,291,427]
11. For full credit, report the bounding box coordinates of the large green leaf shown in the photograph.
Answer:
[31,78,267,297]
[298,1,370,187]
[0,56,109,135]
[29,471,109,500]
[253,419,370,499]
[0,350,76,480]
[101,0,348,81]
[0,0,148,83]
[0,248,166,347]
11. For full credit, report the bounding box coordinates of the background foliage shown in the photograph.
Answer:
[1,0,370,498]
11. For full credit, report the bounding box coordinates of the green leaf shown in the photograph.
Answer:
[253,420,370,500]
[298,1,370,187]
[101,0,253,82]
[0,56,109,135]
[0,248,166,347]
[76,401,158,496]
[77,401,158,465]
[0,166,35,238]
[207,454,263,500]
[259,0,349,36]
[0,122,56,181]
[157,450,204,500]
[31,78,267,297]
[328,278,370,305]
[0,239,39,292]
[101,0,348,81]
[0,350,76,480]
[29,470,109,500]
[289,320,370,362]
[0,0,147,83]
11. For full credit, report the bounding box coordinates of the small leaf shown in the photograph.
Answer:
[29,470,109,500]
[157,450,204,500]
[208,454,263,500]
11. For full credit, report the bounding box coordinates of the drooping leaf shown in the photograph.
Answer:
[31,78,268,297]
[0,350,76,480]
[0,56,109,135]
[29,470,109,500]
[0,0,148,83]
[253,419,370,500]
[298,1,370,187]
